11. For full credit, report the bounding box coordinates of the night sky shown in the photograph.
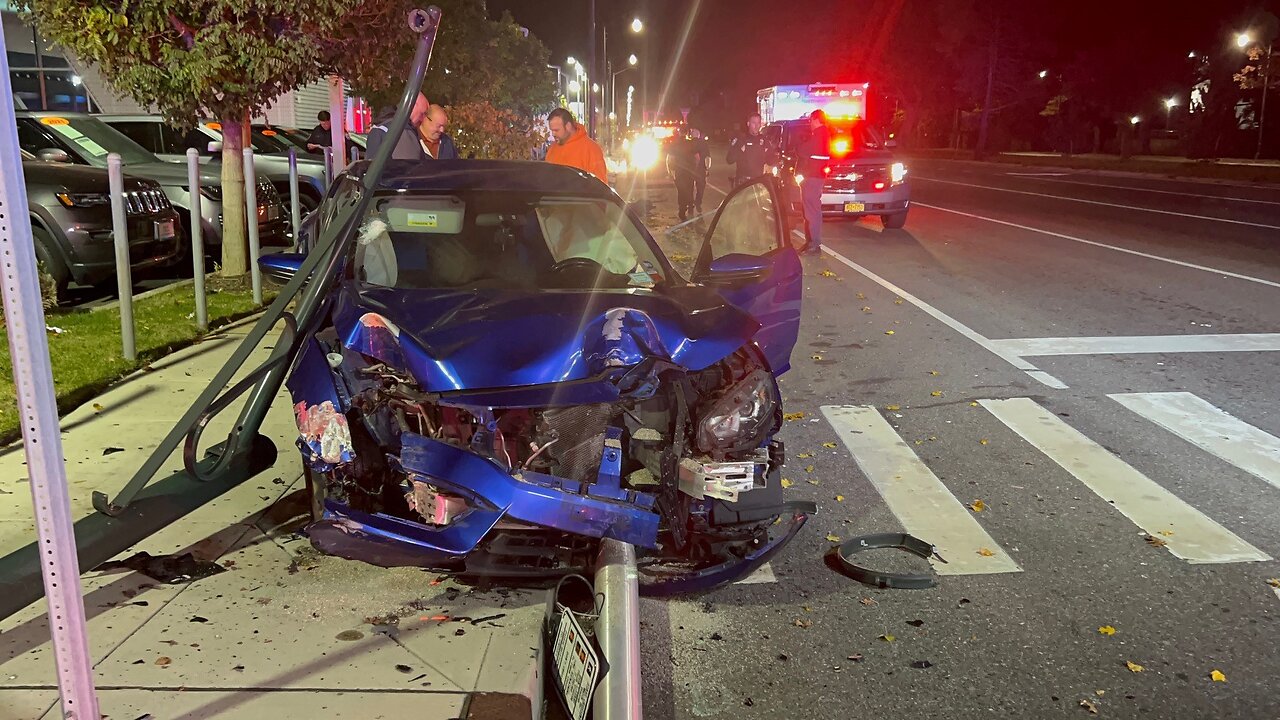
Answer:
[489,0,1277,129]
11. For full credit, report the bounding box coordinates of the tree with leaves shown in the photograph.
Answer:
[16,0,395,276]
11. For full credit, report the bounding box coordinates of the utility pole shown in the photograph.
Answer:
[1257,41,1273,160]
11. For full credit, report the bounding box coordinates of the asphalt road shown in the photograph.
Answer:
[638,160,1280,719]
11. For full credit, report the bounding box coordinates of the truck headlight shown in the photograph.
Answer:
[630,135,659,171]
[695,370,778,453]
[794,174,805,186]
[891,162,908,184]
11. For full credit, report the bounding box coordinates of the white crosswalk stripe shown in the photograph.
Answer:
[980,397,1271,564]
[1110,392,1280,491]
[821,405,1022,575]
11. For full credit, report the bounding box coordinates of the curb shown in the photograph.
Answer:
[87,277,196,313]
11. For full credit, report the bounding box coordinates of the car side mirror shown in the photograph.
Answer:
[37,148,71,164]
[703,252,770,283]
[258,252,305,285]
[207,141,223,154]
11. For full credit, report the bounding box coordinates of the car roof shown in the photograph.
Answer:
[356,159,616,198]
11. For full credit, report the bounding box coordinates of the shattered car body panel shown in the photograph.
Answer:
[274,160,809,593]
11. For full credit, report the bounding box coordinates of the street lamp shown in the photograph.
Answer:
[1164,97,1179,128]
[567,56,577,67]
[1038,69,1048,79]
[1130,116,1141,125]
[632,18,643,33]
[1188,51,1197,58]
[1237,32,1253,48]
[629,54,638,66]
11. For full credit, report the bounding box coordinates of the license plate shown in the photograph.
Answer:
[154,219,176,239]
[843,202,865,213]
[551,607,600,720]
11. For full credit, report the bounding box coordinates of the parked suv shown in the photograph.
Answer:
[764,119,910,229]
[15,112,290,249]
[99,115,328,214]
[22,149,180,296]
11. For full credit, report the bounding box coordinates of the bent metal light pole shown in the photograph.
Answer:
[0,28,100,719]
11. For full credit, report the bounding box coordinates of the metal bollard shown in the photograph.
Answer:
[186,149,207,331]
[593,538,643,720]
[322,147,333,190]
[107,153,135,361]
[288,148,301,248]
[243,148,262,305]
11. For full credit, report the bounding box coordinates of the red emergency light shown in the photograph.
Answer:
[830,137,851,157]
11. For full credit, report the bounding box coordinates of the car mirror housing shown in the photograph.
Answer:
[37,148,72,164]
[207,141,223,154]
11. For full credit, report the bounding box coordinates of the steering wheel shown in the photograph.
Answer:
[550,256,606,274]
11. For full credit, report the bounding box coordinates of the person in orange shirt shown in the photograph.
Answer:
[544,108,608,184]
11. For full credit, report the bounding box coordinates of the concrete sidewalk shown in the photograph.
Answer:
[0,317,547,719]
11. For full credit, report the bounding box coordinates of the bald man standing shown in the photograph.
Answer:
[419,105,460,160]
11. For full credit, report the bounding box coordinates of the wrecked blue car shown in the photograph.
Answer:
[264,160,809,594]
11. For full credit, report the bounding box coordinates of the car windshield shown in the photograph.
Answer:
[354,191,668,291]
[249,128,295,153]
[29,115,157,166]
[259,127,309,149]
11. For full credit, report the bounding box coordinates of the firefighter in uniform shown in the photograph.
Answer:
[726,113,767,187]
[799,109,830,255]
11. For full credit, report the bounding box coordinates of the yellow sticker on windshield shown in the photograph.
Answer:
[205,122,222,131]
[262,129,277,136]
[40,117,69,126]
[406,212,438,228]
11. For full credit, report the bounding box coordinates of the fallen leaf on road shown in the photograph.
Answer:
[1210,669,1227,682]
[835,495,845,502]
[931,390,943,397]
[822,442,837,448]
[1126,661,1144,673]
[915,440,924,445]
[910,660,933,669]
[156,656,171,666]
[969,500,986,513]
[894,298,904,304]
[885,404,901,411]
[1268,578,1280,588]
[1095,690,1106,697]
[797,452,813,458]
[860,597,877,606]
[977,548,995,557]
[879,634,895,642]
[781,478,794,488]
[807,479,820,485]
[847,653,864,662]
[1080,699,1099,714]
[821,270,838,278]
[885,330,895,335]
[805,464,815,472]
[1145,535,1168,548]
[671,253,692,262]
[92,403,105,412]
[1099,625,1116,636]
[979,438,989,445]
[802,605,813,612]
[784,412,806,421]
[856,292,867,300]
[103,447,125,456]
[1158,530,1174,537]
[861,306,872,312]
[794,618,813,628]
[826,534,841,542]
[970,401,979,407]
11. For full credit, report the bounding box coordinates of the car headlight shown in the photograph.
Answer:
[55,192,111,208]
[695,369,778,453]
[891,162,907,184]
[629,135,660,171]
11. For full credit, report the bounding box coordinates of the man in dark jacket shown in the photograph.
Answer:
[689,128,711,212]
[799,109,831,255]
[665,126,701,221]
[727,113,766,186]
[366,92,431,161]
[305,111,333,154]
[420,105,459,160]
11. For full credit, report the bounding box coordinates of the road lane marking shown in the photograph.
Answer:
[989,333,1280,356]
[736,563,777,584]
[912,203,1280,290]
[1017,176,1280,206]
[1006,172,1072,177]
[1110,392,1280,491]
[981,398,1271,564]
[915,176,1280,230]
[821,405,1022,575]
[816,240,1069,389]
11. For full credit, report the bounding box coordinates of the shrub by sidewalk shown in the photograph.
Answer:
[0,276,275,446]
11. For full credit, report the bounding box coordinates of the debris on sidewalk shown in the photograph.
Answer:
[97,551,227,584]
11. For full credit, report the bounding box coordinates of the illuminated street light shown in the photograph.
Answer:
[609,111,618,120]
[1130,116,1141,125]
[629,54,638,66]
[1188,51,1197,58]
[592,83,600,93]
[1237,32,1253,48]
[567,56,577,66]
[568,80,581,94]
[1164,97,1179,109]
[1038,69,1048,79]
[632,18,643,33]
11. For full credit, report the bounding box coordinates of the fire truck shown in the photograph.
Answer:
[757,82,909,230]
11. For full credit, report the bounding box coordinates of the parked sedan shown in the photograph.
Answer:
[260,160,809,595]
[99,115,328,215]
[15,112,290,250]
[22,149,180,297]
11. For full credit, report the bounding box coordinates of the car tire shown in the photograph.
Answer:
[31,226,69,301]
[881,211,908,230]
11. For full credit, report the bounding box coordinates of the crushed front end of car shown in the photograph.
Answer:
[291,287,811,596]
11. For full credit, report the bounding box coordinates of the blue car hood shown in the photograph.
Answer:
[336,285,759,395]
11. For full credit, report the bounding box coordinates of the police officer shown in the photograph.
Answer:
[666,125,700,221]
[799,109,830,255]
[727,113,767,186]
